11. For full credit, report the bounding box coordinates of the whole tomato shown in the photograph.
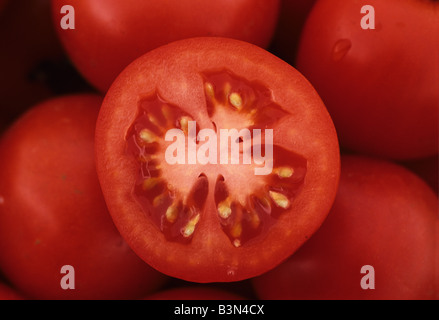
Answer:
[252,155,438,300]
[0,94,167,299]
[296,0,439,160]
[268,0,317,65]
[51,0,281,92]
[0,0,91,130]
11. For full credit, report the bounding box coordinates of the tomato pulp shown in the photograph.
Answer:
[95,37,340,282]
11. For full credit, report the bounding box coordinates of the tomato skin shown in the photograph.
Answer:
[296,0,439,160]
[51,0,281,92]
[252,155,438,300]
[95,37,340,283]
[0,95,167,300]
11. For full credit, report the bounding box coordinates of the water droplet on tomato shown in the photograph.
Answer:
[331,39,351,62]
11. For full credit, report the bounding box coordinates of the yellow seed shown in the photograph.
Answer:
[269,191,290,209]
[205,82,215,98]
[233,239,241,248]
[229,92,243,110]
[165,203,179,223]
[179,116,192,134]
[224,82,232,97]
[275,166,294,178]
[142,177,160,190]
[152,192,167,207]
[182,213,200,238]
[161,104,173,122]
[230,221,242,238]
[147,113,165,132]
[217,198,232,219]
[139,128,157,143]
[248,210,261,229]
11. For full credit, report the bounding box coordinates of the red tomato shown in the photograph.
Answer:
[269,0,317,65]
[0,282,24,300]
[252,155,438,300]
[296,0,439,160]
[144,286,244,300]
[0,0,90,128]
[0,95,168,300]
[402,154,439,195]
[95,37,340,283]
[51,0,281,92]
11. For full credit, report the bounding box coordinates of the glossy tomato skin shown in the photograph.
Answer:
[252,155,438,300]
[0,95,167,300]
[51,0,281,92]
[95,37,340,283]
[296,0,439,160]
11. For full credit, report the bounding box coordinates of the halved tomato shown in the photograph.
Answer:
[95,37,340,282]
